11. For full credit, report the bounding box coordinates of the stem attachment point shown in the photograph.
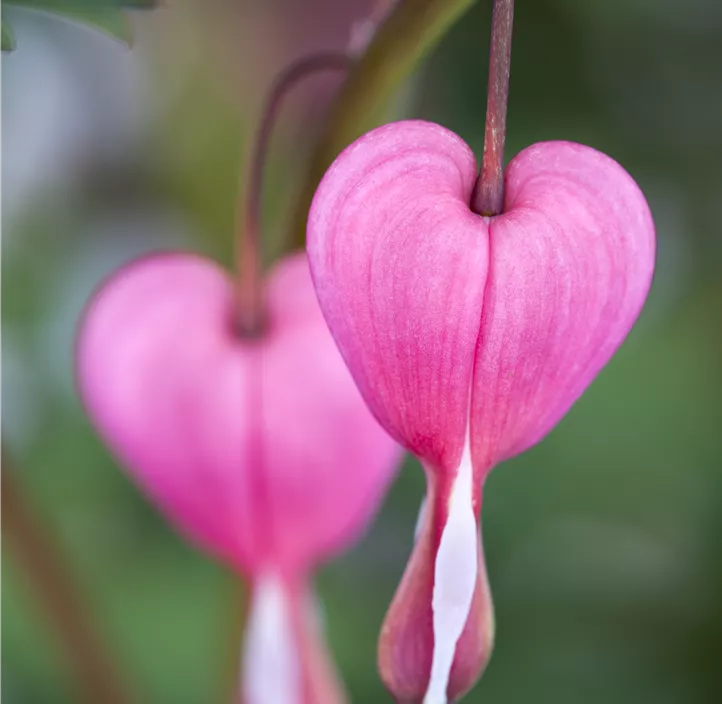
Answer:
[471,0,514,217]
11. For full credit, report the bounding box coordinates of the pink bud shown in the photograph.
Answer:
[307,120,655,701]
[76,251,402,703]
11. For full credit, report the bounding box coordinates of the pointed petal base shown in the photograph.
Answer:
[378,472,494,703]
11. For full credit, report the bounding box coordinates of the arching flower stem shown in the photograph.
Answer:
[235,52,352,338]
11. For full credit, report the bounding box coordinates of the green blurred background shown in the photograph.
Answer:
[3,0,722,702]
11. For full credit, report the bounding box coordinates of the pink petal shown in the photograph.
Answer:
[471,141,655,469]
[307,121,489,476]
[262,255,403,568]
[76,252,401,575]
[308,121,655,477]
[307,120,656,701]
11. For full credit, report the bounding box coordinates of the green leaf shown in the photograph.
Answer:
[291,0,477,248]
[47,7,133,44]
[5,1,156,46]
[7,1,155,9]
[2,16,16,51]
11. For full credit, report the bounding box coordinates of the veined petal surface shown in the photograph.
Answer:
[470,141,655,470]
[308,121,489,475]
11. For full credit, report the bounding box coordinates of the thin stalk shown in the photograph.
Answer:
[228,54,351,701]
[2,454,133,704]
[235,52,352,336]
[471,0,514,216]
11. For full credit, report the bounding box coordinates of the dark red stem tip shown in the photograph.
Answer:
[235,52,353,338]
[471,0,514,217]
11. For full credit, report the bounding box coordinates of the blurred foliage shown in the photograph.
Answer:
[2,0,156,50]
[3,15,17,51]
[290,0,475,245]
[3,0,722,703]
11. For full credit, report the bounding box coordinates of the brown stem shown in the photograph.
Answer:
[471,0,514,216]
[2,452,133,704]
[235,52,353,337]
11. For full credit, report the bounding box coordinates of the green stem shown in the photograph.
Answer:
[290,0,477,249]
[2,453,133,704]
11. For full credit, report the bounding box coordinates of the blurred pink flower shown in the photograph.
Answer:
[76,251,402,703]
[307,120,656,702]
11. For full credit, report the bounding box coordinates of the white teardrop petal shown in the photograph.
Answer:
[241,572,301,704]
[423,431,478,704]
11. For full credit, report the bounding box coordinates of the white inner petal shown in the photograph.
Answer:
[423,429,478,704]
[241,572,301,704]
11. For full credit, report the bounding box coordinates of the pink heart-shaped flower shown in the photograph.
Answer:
[307,119,655,701]
[76,251,402,703]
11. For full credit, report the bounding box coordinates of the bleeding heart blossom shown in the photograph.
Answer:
[307,120,655,702]
[76,251,402,704]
